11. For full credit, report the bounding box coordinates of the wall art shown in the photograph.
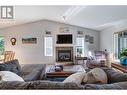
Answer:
[85,35,89,42]
[89,36,94,44]
[22,37,37,44]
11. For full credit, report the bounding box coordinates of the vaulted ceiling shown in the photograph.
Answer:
[0,5,127,31]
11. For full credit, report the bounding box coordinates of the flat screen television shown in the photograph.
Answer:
[57,34,72,44]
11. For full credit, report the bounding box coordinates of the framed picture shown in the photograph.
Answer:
[45,30,52,35]
[77,31,83,35]
[89,36,94,44]
[22,37,37,44]
[85,35,89,42]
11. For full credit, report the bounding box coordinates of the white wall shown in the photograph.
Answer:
[0,20,100,64]
[100,22,127,53]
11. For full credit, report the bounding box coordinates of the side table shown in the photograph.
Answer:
[75,56,87,69]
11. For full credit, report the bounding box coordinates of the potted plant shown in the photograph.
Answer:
[120,48,127,65]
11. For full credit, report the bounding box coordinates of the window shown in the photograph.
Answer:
[114,31,127,58]
[44,36,53,56]
[0,37,4,59]
[76,37,84,57]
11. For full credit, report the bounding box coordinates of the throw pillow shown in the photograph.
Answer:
[0,71,24,82]
[0,59,22,76]
[0,64,10,71]
[83,68,107,84]
[63,72,86,84]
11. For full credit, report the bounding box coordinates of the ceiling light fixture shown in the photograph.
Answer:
[62,6,86,21]
[62,16,66,21]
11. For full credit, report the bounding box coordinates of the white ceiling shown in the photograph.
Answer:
[0,5,127,31]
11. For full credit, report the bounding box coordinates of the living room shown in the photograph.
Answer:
[0,3,127,92]
[0,19,99,65]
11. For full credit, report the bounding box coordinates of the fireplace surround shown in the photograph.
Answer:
[56,47,73,62]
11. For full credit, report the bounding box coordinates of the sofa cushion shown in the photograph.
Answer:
[21,70,41,81]
[101,67,127,83]
[0,64,10,71]
[0,80,84,89]
[21,64,46,81]
[0,59,22,76]
[63,72,86,84]
[28,80,84,89]
[83,68,107,84]
[0,71,24,82]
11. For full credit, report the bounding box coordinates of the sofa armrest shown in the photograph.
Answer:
[0,81,30,89]
[84,81,127,89]
[101,67,127,83]
[0,81,83,89]
[39,65,46,80]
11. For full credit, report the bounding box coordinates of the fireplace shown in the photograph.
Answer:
[58,50,71,62]
[56,47,73,62]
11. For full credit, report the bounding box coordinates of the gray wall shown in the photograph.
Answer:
[100,22,127,53]
[0,20,100,64]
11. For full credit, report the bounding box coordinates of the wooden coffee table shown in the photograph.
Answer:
[45,65,85,79]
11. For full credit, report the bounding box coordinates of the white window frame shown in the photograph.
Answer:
[76,37,85,57]
[44,36,53,56]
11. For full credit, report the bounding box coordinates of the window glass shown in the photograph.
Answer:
[76,37,84,57]
[0,37,4,59]
[44,37,53,56]
[114,31,127,58]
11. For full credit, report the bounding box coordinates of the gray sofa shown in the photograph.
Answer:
[0,60,127,89]
[84,67,127,89]
[0,59,46,81]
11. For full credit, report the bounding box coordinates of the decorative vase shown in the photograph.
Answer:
[120,58,127,66]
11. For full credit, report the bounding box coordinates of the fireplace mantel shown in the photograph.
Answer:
[55,44,73,47]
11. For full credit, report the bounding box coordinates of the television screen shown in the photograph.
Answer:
[57,34,72,44]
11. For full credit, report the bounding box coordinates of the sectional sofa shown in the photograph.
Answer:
[0,59,127,89]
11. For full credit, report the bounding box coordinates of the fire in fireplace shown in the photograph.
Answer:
[58,50,71,62]
[56,47,73,62]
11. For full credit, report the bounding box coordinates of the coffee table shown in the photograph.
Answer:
[45,65,85,81]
